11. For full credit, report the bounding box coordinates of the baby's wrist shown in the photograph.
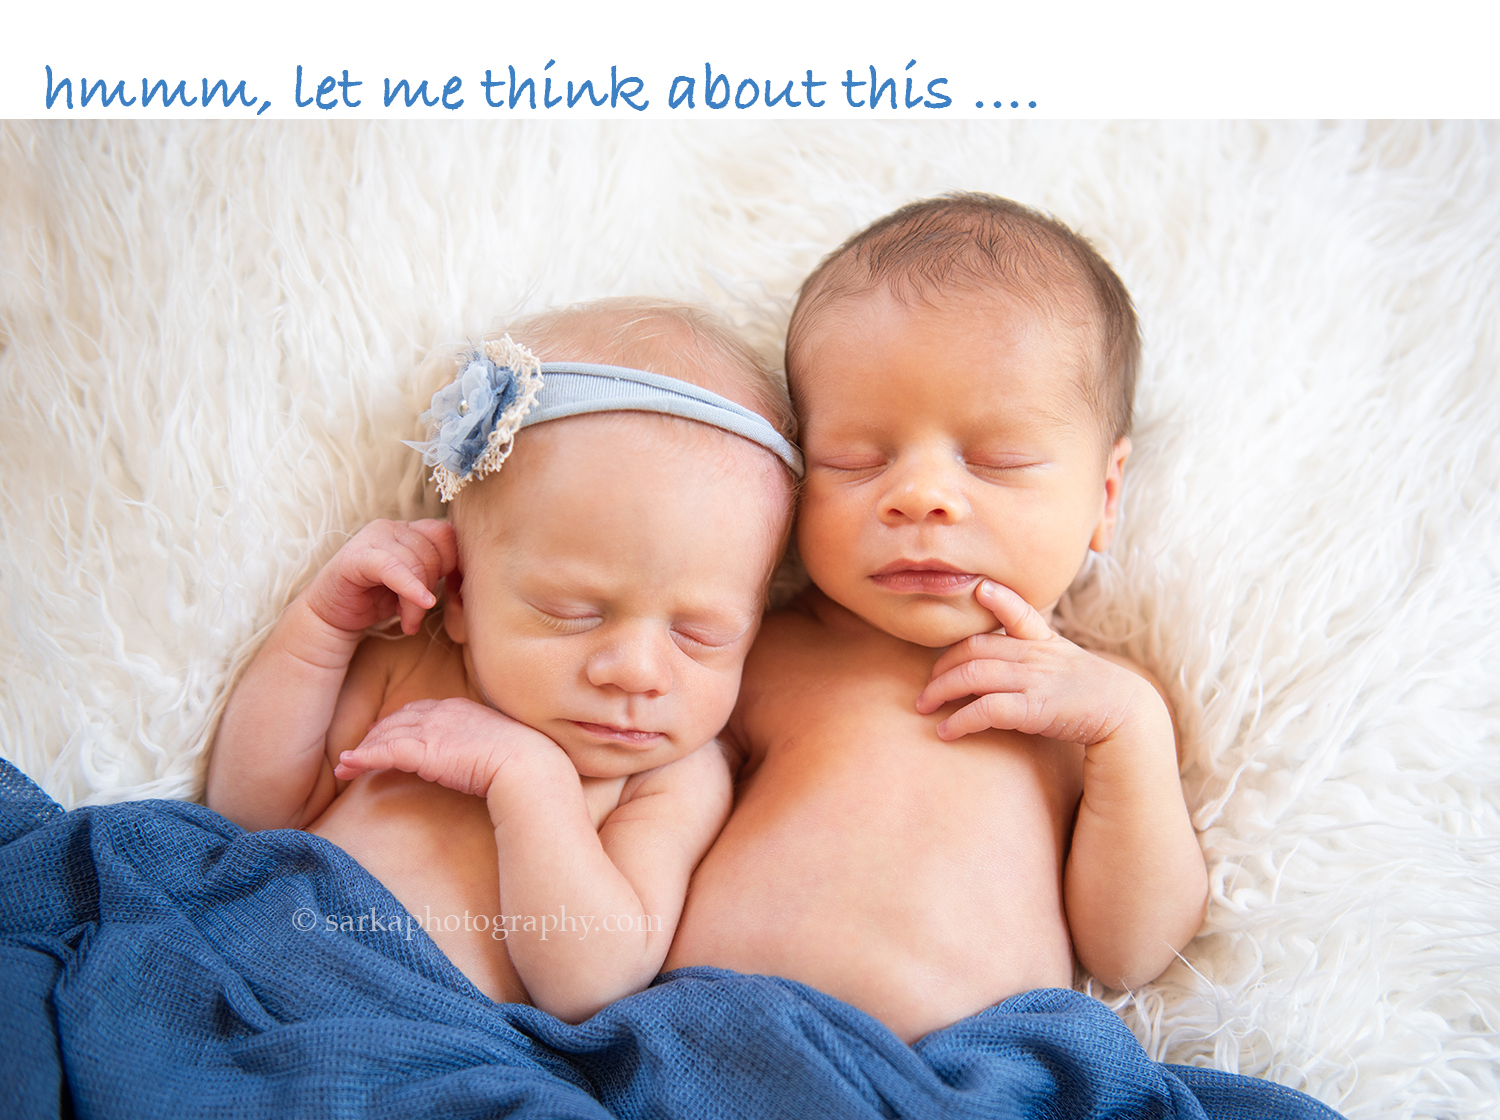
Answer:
[266,595,366,674]
[294,579,375,643]
[484,729,574,815]
[1085,678,1175,761]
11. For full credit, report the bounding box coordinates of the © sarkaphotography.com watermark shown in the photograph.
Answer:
[291,904,661,941]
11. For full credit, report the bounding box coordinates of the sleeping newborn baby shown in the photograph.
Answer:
[666,195,1210,1041]
[207,299,798,1021]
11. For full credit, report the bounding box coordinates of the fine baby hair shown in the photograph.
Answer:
[787,192,1140,446]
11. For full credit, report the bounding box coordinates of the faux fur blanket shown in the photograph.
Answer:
[1,121,1496,1119]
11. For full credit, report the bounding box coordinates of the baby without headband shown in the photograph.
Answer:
[405,335,804,501]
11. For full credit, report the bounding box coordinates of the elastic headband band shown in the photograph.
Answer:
[406,336,802,502]
[525,362,804,477]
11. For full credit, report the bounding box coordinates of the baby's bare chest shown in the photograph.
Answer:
[672,624,1084,1024]
[734,628,1083,846]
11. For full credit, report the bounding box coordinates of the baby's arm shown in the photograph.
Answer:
[206,520,456,830]
[916,579,1208,990]
[335,698,732,1020]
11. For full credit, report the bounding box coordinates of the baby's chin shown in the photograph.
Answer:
[553,727,706,778]
[862,597,1000,649]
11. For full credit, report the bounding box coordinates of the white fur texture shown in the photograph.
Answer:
[1,121,1496,1118]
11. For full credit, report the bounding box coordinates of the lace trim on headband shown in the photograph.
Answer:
[404,335,544,502]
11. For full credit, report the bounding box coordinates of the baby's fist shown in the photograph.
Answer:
[304,519,457,636]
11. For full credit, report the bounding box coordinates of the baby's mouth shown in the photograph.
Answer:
[570,721,665,746]
[870,560,980,595]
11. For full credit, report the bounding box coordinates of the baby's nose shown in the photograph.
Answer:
[585,623,674,696]
[880,455,971,524]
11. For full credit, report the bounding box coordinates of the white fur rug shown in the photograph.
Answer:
[2,120,1496,1119]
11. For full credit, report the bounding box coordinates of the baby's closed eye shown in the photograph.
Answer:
[814,457,888,476]
[528,602,603,634]
[670,615,754,653]
[961,455,1048,479]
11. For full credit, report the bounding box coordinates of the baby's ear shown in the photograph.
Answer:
[442,570,466,644]
[1089,436,1131,552]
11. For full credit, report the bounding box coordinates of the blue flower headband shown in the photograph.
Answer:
[407,335,803,501]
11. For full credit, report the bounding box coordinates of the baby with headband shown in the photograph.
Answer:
[665,195,1210,1041]
[207,299,799,1020]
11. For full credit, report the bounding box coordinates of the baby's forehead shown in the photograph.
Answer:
[455,411,792,547]
[803,287,1094,389]
[815,280,1088,347]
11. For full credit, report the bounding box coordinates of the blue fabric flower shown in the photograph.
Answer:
[416,354,521,476]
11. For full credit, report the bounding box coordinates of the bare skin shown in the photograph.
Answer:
[304,628,652,1005]
[666,588,1083,1041]
[667,287,1208,1042]
[209,415,790,1019]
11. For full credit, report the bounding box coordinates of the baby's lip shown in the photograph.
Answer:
[570,721,665,747]
[871,559,980,595]
[873,558,969,576]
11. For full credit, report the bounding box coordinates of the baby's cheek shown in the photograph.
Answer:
[683,663,745,740]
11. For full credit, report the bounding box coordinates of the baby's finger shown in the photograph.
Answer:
[406,519,459,578]
[976,580,1053,641]
[396,594,429,635]
[345,703,426,757]
[388,521,456,589]
[360,549,436,605]
[372,560,438,634]
[333,750,377,780]
[337,705,444,777]
[917,658,1030,714]
[928,632,1028,682]
[362,699,443,737]
[351,542,443,633]
[333,736,423,780]
[935,692,1031,741]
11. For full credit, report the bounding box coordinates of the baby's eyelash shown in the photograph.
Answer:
[671,619,750,651]
[963,457,1044,474]
[671,629,729,651]
[534,610,599,634]
[815,458,887,474]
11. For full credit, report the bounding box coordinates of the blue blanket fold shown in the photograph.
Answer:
[0,759,1340,1119]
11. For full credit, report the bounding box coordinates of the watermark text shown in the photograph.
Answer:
[291,904,661,941]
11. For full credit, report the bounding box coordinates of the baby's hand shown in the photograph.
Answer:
[915,580,1154,746]
[303,519,457,636]
[333,697,552,798]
